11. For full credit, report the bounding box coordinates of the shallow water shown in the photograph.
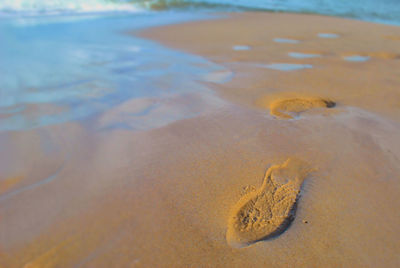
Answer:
[0,12,229,131]
[233,45,251,51]
[318,33,339,38]
[344,55,370,62]
[259,63,313,71]
[273,38,299,44]
[1,0,400,26]
[288,52,321,59]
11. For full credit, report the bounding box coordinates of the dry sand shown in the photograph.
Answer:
[2,12,400,267]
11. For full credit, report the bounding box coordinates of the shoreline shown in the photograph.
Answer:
[139,12,400,121]
[2,12,400,267]
[137,12,400,266]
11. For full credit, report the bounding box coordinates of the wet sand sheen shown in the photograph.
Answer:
[2,12,400,267]
[138,12,400,266]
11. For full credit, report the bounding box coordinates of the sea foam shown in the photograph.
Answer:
[0,0,140,16]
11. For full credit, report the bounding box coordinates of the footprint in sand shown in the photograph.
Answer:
[368,52,400,60]
[227,158,311,248]
[270,97,336,119]
[384,35,400,41]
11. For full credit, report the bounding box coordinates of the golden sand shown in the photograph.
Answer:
[0,176,23,194]
[140,12,400,120]
[2,12,400,267]
[269,98,335,119]
[227,158,311,247]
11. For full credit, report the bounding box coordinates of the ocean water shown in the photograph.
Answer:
[0,12,233,131]
[1,0,400,25]
[1,0,399,131]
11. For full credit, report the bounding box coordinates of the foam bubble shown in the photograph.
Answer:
[0,0,140,16]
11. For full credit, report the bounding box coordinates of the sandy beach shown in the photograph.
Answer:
[2,12,400,267]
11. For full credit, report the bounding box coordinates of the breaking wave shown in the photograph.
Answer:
[1,0,399,26]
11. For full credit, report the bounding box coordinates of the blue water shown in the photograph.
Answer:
[318,33,340,38]
[344,55,371,62]
[233,45,251,51]
[273,38,300,44]
[0,13,234,131]
[288,52,321,58]
[1,0,400,26]
[259,63,313,71]
[1,0,399,131]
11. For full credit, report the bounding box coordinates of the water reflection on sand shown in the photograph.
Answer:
[0,13,229,132]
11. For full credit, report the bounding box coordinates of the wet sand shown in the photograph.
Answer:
[140,12,400,120]
[2,12,400,267]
